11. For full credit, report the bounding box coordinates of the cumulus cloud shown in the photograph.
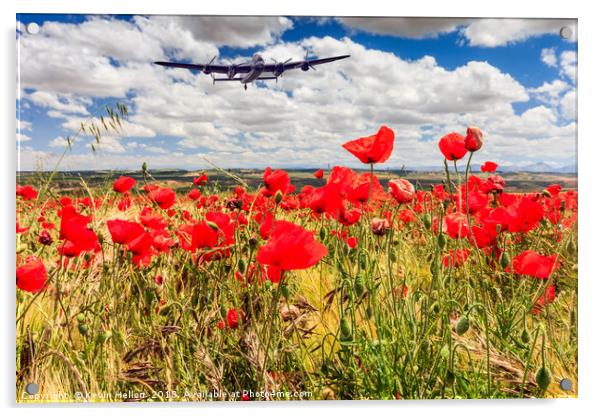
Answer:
[16,16,576,172]
[541,48,557,67]
[560,50,577,83]
[560,89,577,119]
[337,17,469,39]
[140,16,293,49]
[529,79,569,106]
[338,17,577,48]
[461,19,576,47]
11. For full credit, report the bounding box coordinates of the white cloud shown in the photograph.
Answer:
[17,119,32,131]
[17,133,31,142]
[541,48,557,67]
[139,16,293,49]
[26,91,90,115]
[337,17,469,39]
[49,136,69,148]
[529,79,569,106]
[338,18,577,48]
[560,50,577,83]
[461,19,576,47]
[560,89,577,119]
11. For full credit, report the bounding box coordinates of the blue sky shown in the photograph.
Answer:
[16,15,577,171]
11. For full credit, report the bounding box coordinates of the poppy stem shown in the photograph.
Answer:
[368,163,374,205]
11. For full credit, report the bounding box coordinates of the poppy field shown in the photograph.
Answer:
[16,124,578,401]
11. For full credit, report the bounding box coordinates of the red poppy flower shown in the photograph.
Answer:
[193,173,208,186]
[259,211,274,240]
[532,285,556,314]
[342,125,395,164]
[546,184,562,196]
[58,206,99,257]
[348,173,386,203]
[479,175,506,194]
[226,308,240,329]
[480,161,498,173]
[308,183,344,216]
[443,212,469,239]
[107,219,146,245]
[442,248,471,268]
[148,187,176,210]
[257,220,328,271]
[388,179,415,204]
[16,221,30,234]
[510,250,559,279]
[263,167,291,197]
[113,176,136,193]
[17,256,47,293]
[464,126,483,152]
[338,206,362,226]
[188,188,201,200]
[16,185,38,200]
[438,132,467,161]
[262,264,283,284]
[314,169,324,179]
[469,225,497,248]
[507,197,544,233]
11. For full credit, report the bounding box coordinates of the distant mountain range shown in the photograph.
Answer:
[404,163,577,174]
[18,163,578,175]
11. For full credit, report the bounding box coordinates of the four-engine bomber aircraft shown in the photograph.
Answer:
[154,51,350,90]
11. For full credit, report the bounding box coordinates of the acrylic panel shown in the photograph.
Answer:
[16,15,578,402]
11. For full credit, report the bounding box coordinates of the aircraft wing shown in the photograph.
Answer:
[263,55,350,73]
[153,61,252,74]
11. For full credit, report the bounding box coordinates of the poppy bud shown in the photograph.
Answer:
[97,330,112,344]
[500,252,511,269]
[496,224,502,234]
[389,251,397,262]
[281,285,290,299]
[567,240,576,255]
[78,323,89,336]
[521,328,530,344]
[424,216,432,229]
[248,237,258,248]
[542,189,552,198]
[366,306,373,318]
[206,221,219,231]
[536,366,552,391]
[455,315,470,335]
[220,305,227,318]
[437,234,446,250]
[340,318,352,342]
[440,344,449,360]
[464,126,483,152]
[319,227,326,240]
[274,190,283,204]
[76,313,86,323]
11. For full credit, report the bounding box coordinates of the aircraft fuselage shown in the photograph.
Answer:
[240,54,265,84]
